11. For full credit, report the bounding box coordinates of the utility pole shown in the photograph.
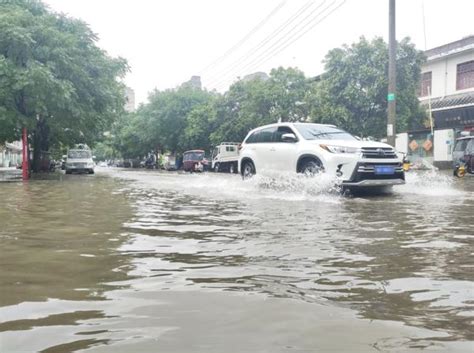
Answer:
[387,0,396,147]
[22,127,29,181]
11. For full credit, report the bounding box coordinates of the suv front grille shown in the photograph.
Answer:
[350,162,405,182]
[361,147,397,159]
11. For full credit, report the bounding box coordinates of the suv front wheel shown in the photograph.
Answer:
[299,159,324,177]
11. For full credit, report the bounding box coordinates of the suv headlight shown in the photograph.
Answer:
[320,144,361,154]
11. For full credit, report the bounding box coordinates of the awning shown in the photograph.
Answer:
[5,142,22,152]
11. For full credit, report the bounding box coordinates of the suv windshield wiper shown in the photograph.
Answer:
[308,131,345,139]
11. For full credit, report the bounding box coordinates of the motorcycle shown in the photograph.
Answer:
[453,136,474,178]
[145,159,156,169]
[454,159,473,178]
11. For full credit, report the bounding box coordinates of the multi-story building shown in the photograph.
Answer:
[396,35,474,168]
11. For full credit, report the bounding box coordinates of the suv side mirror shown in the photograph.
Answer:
[282,133,297,142]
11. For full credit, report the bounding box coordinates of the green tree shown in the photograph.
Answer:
[142,86,214,153]
[308,37,425,139]
[112,111,152,159]
[211,67,311,144]
[0,0,128,171]
[183,99,219,152]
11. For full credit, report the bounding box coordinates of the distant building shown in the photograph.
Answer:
[396,35,474,168]
[182,76,202,90]
[124,87,136,112]
[242,72,269,82]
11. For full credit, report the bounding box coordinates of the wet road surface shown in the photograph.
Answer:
[0,169,473,352]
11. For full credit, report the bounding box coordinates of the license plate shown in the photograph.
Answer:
[374,165,395,175]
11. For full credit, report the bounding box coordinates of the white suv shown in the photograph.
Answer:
[238,123,405,189]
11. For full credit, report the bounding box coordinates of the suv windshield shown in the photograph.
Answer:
[295,124,356,141]
[68,150,91,159]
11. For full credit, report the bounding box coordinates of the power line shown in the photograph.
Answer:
[204,0,316,87]
[205,0,315,86]
[198,0,287,76]
[214,0,346,91]
[212,0,336,89]
[212,0,346,91]
[229,0,346,84]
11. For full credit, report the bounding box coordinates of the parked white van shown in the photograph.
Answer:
[65,144,94,174]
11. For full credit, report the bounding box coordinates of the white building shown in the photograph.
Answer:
[124,87,136,112]
[0,141,22,168]
[396,35,474,168]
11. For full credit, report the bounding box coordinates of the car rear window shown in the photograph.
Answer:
[68,150,91,158]
[184,152,204,161]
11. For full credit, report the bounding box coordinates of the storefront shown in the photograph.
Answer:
[432,105,474,132]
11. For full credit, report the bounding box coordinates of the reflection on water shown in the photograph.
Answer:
[0,170,473,352]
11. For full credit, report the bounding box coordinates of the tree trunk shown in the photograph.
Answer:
[31,117,50,172]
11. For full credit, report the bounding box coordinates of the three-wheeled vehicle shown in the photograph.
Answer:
[183,150,209,172]
[453,135,474,177]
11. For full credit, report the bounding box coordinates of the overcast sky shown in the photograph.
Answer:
[43,0,474,105]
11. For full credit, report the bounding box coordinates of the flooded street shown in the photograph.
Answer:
[0,169,473,352]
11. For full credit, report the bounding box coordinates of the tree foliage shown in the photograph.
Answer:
[111,67,313,158]
[111,41,425,160]
[308,37,425,138]
[0,0,128,169]
[0,7,425,163]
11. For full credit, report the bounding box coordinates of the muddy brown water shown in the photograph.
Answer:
[0,169,473,352]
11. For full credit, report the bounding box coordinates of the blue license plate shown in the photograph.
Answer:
[374,165,395,175]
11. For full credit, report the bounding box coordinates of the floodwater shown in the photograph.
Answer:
[0,169,473,353]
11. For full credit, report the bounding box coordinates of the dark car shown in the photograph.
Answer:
[182,150,209,172]
[453,135,474,177]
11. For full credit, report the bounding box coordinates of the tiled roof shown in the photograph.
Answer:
[420,92,474,111]
[425,35,474,61]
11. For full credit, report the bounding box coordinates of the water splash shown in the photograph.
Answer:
[396,170,466,197]
[107,169,343,203]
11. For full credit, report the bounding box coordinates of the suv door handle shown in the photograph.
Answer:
[270,147,276,151]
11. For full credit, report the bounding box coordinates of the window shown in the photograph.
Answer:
[454,139,469,152]
[295,124,357,141]
[184,152,203,161]
[274,126,296,142]
[419,71,432,97]
[256,127,276,143]
[68,150,91,158]
[467,139,474,154]
[226,146,235,152]
[246,132,259,144]
[457,61,474,90]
